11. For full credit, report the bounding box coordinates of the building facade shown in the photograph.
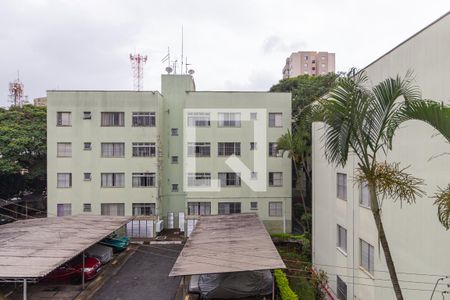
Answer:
[282,51,335,79]
[47,75,292,233]
[33,97,47,107]
[312,12,450,300]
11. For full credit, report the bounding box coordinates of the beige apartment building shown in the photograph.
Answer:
[47,75,292,234]
[312,12,450,300]
[282,51,335,79]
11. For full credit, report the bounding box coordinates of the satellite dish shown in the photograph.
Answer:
[188,69,195,75]
[165,66,173,74]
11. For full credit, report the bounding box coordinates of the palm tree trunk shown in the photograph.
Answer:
[368,182,404,300]
[293,162,310,233]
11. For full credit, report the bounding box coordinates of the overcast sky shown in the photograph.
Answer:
[0,0,449,107]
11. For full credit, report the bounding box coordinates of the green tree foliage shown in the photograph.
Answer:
[0,105,47,198]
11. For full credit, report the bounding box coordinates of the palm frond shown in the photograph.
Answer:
[433,184,450,230]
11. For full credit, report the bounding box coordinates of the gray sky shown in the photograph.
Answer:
[1,0,449,107]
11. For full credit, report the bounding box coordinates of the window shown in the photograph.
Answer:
[83,203,91,212]
[337,276,347,300]
[132,173,156,187]
[132,203,155,216]
[360,182,370,208]
[312,67,316,71]
[171,128,179,136]
[321,63,326,68]
[132,143,156,157]
[218,172,241,187]
[101,173,125,188]
[57,112,71,126]
[84,172,91,181]
[187,173,211,187]
[132,112,155,127]
[57,173,72,188]
[304,63,308,68]
[187,142,210,157]
[171,156,179,164]
[312,59,316,64]
[269,143,279,157]
[101,143,125,157]
[218,112,241,127]
[360,239,374,274]
[269,113,282,127]
[218,142,241,156]
[337,225,347,253]
[304,56,308,60]
[57,204,71,216]
[83,112,91,120]
[57,142,72,157]
[269,202,283,217]
[187,112,210,127]
[321,56,326,60]
[218,202,241,214]
[172,184,179,192]
[101,112,124,126]
[188,202,211,215]
[269,172,283,187]
[250,202,258,210]
[84,142,92,150]
[337,173,347,200]
[101,203,125,216]
[250,142,257,150]
[251,172,258,180]
[250,112,257,120]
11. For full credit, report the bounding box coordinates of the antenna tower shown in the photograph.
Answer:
[9,74,25,107]
[129,53,148,91]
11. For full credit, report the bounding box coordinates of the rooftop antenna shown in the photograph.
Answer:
[173,60,178,74]
[162,47,173,74]
[181,25,184,74]
[129,53,148,91]
[9,71,26,108]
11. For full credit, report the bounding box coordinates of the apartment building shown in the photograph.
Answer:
[47,75,292,233]
[282,51,335,79]
[312,12,450,300]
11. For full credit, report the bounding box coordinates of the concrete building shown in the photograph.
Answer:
[282,51,335,79]
[47,75,292,233]
[312,12,450,300]
[33,97,47,107]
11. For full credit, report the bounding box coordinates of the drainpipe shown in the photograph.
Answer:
[23,279,27,300]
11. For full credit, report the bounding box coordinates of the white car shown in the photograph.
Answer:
[86,244,114,265]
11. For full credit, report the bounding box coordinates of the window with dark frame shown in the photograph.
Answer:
[83,112,92,120]
[132,112,156,127]
[101,203,125,216]
[269,172,283,187]
[84,172,91,181]
[187,202,211,215]
[269,142,279,157]
[101,173,125,188]
[57,142,72,157]
[218,202,241,214]
[132,173,156,187]
[57,203,72,216]
[187,112,210,127]
[172,184,179,192]
[132,203,155,216]
[360,239,374,274]
[337,173,347,200]
[187,173,211,187]
[337,276,347,300]
[218,112,241,127]
[360,182,370,208]
[57,112,71,126]
[337,225,347,253]
[171,156,179,164]
[250,142,257,150]
[101,112,124,126]
[84,142,92,150]
[218,172,241,187]
[83,203,92,212]
[57,173,72,188]
[250,202,258,210]
[187,142,210,157]
[218,142,241,156]
[132,143,156,157]
[101,143,125,157]
[268,113,282,127]
[171,128,179,136]
[269,202,283,217]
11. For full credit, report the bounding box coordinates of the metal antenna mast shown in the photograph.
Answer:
[181,25,184,74]
[9,72,26,107]
[129,53,148,91]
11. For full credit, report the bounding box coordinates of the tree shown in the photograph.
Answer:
[0,105,47,199]
[312,70,450,300]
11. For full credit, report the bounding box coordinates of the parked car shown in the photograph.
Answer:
[86,244,114,264]
[100,234,129,252]
[43,255,102,283]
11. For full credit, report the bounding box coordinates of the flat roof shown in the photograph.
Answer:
[169,213,285,277]
[0,215,130,279]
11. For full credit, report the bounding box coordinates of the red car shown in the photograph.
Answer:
[44,256,102,283]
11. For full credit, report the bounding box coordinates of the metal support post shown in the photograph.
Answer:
[82,251,85,290]
[23,279,27,300]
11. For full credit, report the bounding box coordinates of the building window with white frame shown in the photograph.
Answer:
[250,202,258,210]
[57,142,72,157]
[101,143,125,157]
[101,173,125,188]
[218,202,241,214]
[132,143,156,157]
[360,239,374,274]
[218,112,241,127]
[57,204,71,216]
[268,113,282,127]
[218,142,240,156]
[269,172,283,187]
[83,203,91,212]
[57,173,72,188]
[269,202,283,217]
[360,182,370,208]
[132,173,156,187]
[101,203,125,216]
[337,173,347,200]
[57,112,71,126]
[188,202,211,215]
[336,276,347,300]
[132,203,155,216]
[218,172,241,187]
[187,112,210,127]
[337,225,347,253]
[187,142,210,157]
[269,143,280,157]
[132,112,155,127]
[187,173,211,187]
[101,112,124,126]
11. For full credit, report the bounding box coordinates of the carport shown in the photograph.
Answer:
[0,215,130,300]
[169,213,285,299]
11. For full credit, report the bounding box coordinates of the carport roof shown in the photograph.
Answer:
[0,215,130,279]
[169,213,285,277]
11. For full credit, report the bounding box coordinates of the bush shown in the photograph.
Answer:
[274,269,298,300]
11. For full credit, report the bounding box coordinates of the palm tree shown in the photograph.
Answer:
[312,70,450,300]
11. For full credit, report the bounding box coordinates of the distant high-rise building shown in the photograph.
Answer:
[282,51,335,79]
[33,97,47,107]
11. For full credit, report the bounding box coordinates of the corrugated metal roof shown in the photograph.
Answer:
[169,213,285,276]
[0,215,130,279]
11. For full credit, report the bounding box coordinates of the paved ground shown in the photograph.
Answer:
[92,244,183,300]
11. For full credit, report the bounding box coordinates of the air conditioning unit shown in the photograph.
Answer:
[155,220,164,233]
